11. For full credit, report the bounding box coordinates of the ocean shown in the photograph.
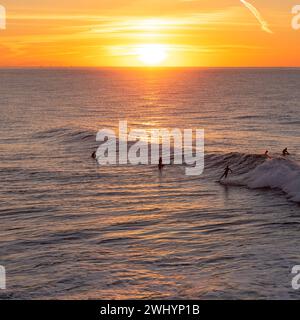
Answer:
[0,68,299,299]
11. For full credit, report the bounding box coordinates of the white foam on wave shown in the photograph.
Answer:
[224,157,300,203]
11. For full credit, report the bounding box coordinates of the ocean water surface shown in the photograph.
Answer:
[0,68,300,299]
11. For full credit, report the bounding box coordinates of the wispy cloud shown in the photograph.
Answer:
[240,0,272,33]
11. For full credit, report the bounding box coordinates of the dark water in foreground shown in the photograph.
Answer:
[0,68,300,299]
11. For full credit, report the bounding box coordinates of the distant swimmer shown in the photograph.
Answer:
[220,165,232,180]
[264,150,271,159]
[282,148,290,157]
[158,157,164,171]
[91,151,97,159]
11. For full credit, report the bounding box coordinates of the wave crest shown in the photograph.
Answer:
[222,157,300,203]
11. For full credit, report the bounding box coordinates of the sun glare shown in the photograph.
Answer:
[136,44,168,66]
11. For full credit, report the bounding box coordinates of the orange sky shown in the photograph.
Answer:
[0,0,299,67]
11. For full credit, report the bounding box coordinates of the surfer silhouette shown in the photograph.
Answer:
[158,157,164,171]
[264,150,271,159]
[220,165,232,180]
[282,148,290,156]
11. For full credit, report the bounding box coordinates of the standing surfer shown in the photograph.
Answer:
[220,165,232,180]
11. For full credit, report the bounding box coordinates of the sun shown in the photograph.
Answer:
[136,44,168,66]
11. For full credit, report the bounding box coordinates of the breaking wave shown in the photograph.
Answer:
[217,155,300,203]
[33,128,300,203]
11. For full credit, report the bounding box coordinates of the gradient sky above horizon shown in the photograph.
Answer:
[0,0,299,67]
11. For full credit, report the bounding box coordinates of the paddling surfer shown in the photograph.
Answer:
[282,148,290,156]
[264,150,271,159]
[158,157,164,171]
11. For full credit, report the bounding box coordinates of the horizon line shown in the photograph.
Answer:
[1,66,300,69]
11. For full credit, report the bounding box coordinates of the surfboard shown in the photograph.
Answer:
[216,179,230,186]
